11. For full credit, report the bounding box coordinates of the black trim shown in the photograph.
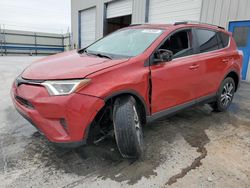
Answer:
[53,140,86,148]
[78,10,82,49]
[104,90,150,116]
[145,0,150,23]
[144,58,150,67]
[15,76,43,87]
[15,107,41,132]
[147,93,216,123]
[15,95,34,109]
[103,3,108,36]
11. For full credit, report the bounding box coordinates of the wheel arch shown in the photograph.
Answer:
[105,90,149,124]
[223,70,240,92]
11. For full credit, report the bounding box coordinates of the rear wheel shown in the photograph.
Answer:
[211,77,235,112]
[113,96,143,158]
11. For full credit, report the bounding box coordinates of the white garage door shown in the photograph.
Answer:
[106,0,133,19]
[148,0,202,23]
[80,7,96,48]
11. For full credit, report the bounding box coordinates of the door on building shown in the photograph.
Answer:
[148,0,202,23]
[79,7,96,48]
[104,0,132,36]
[229,21,250,81]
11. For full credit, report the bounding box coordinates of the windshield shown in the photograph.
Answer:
[85,28,164,58]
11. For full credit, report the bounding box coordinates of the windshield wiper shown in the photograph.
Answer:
[95,53,112,60]
[82,49,112,60]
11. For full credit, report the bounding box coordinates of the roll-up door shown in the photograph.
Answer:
[148,0,202,23]
[80,7,96,48]
[106,0,133,19]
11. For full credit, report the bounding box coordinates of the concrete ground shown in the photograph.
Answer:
[0,56,249,188]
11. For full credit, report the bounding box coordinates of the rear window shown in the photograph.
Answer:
[196,29,219,53]
[218,32,230,48]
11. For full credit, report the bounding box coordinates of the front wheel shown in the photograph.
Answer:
[211,77,235,112]
[113,96,143,158]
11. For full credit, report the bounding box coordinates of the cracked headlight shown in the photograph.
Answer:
[41,79,91,96]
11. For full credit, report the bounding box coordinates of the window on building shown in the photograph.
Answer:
[158,30,193,58]
[196,29,219,53]
[233,26,249,47]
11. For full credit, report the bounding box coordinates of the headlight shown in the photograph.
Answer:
[41,79,91,96]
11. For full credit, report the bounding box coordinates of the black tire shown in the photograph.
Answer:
[113,96,143,158]
[211,77,235,112]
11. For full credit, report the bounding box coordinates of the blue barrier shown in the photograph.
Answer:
[0,45,64,52]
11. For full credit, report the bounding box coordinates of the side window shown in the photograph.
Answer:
[158,30,193,58]
[218,32,230,48]
[196,29,219,53]
[233,26,249,47]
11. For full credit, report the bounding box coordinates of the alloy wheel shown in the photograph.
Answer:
[220,82,234,107]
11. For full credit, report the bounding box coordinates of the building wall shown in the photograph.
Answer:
[71,0,147,48]
[71,0,250,47]
[0,29,70,55]
[200,0,250,29]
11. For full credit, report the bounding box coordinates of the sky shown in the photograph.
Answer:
[0,0,71,34]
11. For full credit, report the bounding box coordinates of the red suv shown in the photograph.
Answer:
[11,22,242,158]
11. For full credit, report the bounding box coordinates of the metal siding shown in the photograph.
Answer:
[132,0,147,23]
[228,0,239,21]
[246,0,250,18]
[219,0,230,28]
[201,0,250,29]
[237,0,248,19]
[106,0,133,19]
[148,0,203,23]
[213,0,223,25]
[206,0,216,24]
[80,7,96,48]
[200,0,209,21]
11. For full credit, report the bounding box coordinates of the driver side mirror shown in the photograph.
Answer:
[154,49,173,63]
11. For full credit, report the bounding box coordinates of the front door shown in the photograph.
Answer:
[229,21,250,81]
[150,29,202,114]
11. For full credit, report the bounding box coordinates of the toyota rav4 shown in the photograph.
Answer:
[11,22,243,158]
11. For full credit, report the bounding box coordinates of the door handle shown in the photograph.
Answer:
[189,64,199,70]
[222,59,229,63]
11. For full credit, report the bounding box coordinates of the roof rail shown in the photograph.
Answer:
[174,21,225,30]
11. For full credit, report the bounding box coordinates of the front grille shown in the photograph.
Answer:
[15,95,34,109]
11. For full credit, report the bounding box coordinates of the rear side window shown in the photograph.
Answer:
[218,32,230,48]
[196,29,219,53]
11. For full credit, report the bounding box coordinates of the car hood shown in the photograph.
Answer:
[22,50,129,80]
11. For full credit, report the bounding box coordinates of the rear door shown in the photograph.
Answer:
[192,28,231,97]
[150,28,203,114]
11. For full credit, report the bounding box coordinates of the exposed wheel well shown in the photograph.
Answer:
[225,71,239,91]
[87,93,147,143]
